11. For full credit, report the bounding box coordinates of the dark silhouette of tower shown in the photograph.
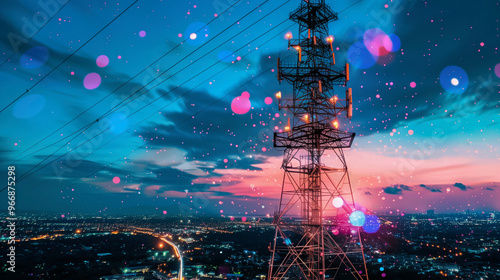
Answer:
[268,1,368,279]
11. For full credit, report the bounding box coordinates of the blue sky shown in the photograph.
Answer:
[1,0,499,216]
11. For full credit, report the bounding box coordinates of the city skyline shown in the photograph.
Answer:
[1,0,499,216]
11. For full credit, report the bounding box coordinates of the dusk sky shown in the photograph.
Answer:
[1,0,499,217]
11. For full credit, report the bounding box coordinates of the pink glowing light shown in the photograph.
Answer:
[112,176,121,184]
[410,81,416,88]
[364,28,393,57]
[408,130,414,135]
[96,55,109,67]
[163,210,167,214]
[494,63,500,78]
[83,73,101,90]
[241,217,247,222]
[139,30,146,37]
[264,97,273,105]
[262,147,267,152]
[231,92,251,115]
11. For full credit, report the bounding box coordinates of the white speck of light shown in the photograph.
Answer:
[190,33,197,40]
[451,78,459,86]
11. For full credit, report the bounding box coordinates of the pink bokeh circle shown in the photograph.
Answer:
[231,92,251,114]
[83,73,101,90]
[96,55,109,67]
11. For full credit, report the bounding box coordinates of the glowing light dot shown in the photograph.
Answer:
[451,78,459,86]
[61,214,65,218]
[241,217,247,222]
[275,113,280,118]
[96,55,109,67]
[408,130,414,135]
[190,33,197,40]
[117,55,122,59]
[332,229,339,235]
[410,81,416,88]
[139,30,146,37]
[70,71,74,75]
[332,197,344,208]
[264,97,273,105]
[163,210,167,215]
[14,143,18,146]
[112,177,121,184]
[262,147,267,152]
[223,159,228,163]
[480,42,484,47]
[236,56,241,61]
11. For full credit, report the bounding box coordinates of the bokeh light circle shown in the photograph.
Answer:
[96,55,109,67]
[264,97,273,105]
[439,66,468,94]
[241,217,247,222]
[347,41,376,69]
[231,92,251,114]
[388,34,401,51]
[139,30,146,37]
[332,197,344,208]
[362,215,381,233]
[184,22,209,46]
[20,46,49,69]
[12,94,46,119]
[349,211,366,227]
[83,73,102,90]
[112,176,120,184]
[363,28,392,57]
[495,63,500,78]
[410,82,416,88]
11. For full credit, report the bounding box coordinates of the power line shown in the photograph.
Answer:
[5,0,362,190]
[11,0,243,162]
[338,0,362,14]
[12,0,282,168]
[11,17,291,187]
[0,0,139,115]
[0,0,72,68]
[26,32,294,200]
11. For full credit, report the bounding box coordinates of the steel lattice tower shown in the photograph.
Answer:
[268,1,368,279]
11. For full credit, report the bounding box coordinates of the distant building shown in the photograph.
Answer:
[426,210,435,215]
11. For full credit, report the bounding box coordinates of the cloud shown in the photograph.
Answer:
[453,182,471,191]
[383,184,412,195]
[419,184,442,193]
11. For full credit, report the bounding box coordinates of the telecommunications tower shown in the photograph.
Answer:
[268,0,369,279]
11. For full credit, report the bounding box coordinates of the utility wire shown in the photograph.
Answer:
[0,0,72,68]
[26,30,295,199]
[0,0,139,115]
[10,0,243,162]
[12,13,291,185]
